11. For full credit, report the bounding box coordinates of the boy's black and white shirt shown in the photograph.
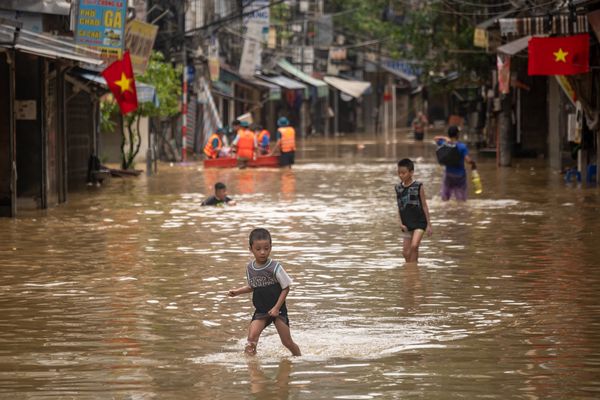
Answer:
[246,259,293,317]
[246,259,292,289]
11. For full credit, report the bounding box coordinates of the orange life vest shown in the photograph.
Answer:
[236,129,255,159]
[203,133,222,159]
[278,126,296,152]
[257,129,270,152]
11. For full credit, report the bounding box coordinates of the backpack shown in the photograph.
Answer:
[436,142,462,167]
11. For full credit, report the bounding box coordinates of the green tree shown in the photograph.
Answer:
[102,51,181,170]
[327,0,506,86]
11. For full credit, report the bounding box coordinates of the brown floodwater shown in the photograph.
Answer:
[1,135,599,399]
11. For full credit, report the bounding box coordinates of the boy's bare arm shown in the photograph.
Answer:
[433,135,449,142]
[268,287,290,317]
[228,285,253,297]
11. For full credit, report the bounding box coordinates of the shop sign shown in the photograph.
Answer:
[75,0,127,62]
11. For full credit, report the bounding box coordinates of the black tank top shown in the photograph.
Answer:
[395,181,427,231]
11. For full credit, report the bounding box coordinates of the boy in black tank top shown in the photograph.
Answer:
[228,228,301,356]
[395,158,433,263]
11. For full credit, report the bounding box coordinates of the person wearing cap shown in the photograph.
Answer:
[203,127,225,159]
[270,117,296,168]
[433,125,476,201]
[232,120,258,168]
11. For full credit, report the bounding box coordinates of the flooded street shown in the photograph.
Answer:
[1,136,599,399]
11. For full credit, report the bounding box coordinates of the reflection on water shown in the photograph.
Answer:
[1,137,599,399]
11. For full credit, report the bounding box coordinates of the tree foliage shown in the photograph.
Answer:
[326,0,505,86]
[102,51,181,170]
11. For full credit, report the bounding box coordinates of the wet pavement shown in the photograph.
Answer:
[1,134,599,399]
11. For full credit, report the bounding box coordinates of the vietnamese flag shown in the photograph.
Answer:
[101,51,138,114]
[528,34,590,76]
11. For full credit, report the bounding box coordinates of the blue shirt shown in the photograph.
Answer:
[259,134,270,149]
[436,139,468,176]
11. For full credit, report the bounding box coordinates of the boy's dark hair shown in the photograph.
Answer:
[232,119,241,126]
[249,228,272,246]
[448,125,460,138]
[397,158,414,171]
[215,182,226,191]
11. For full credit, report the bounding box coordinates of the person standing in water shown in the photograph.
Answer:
[270,117,296,168]
[228,228,301,356]
[434,125,477,201]
[411,111,428,141]
[396,158,432,263]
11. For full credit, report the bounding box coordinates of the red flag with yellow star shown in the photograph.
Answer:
[528,34,589,76]
[101,51,138,114]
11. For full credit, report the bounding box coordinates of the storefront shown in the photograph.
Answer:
[0,22,104,216]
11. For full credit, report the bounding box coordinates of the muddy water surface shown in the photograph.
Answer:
[1,137,599,399]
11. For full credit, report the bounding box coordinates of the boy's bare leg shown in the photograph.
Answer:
[274,318,301,356]
[246,319,268,355]
[402,236,411,262]
[409,229,425,263]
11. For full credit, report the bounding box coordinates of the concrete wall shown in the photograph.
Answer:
[100,116,149,167]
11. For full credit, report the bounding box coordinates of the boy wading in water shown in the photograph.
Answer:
[396,159,432,263]
[228,229,301,356]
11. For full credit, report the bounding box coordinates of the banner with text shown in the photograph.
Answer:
[75,0,127,62]
[125,19,158,74]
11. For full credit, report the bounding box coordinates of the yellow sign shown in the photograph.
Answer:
[556,75,577,105]
[124,20,158,74]
[473,28,489,49]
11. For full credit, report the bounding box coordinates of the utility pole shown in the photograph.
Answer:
[374,41,382,136]
[180,1,188,162]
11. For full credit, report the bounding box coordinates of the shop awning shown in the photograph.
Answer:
[381,64,418,85]
[244,77,282,100]
[323,76,371,99]
[211,80,233,98]
[256,74,309,97]
[219,65,282,100]
[76,72,158,105]
[0,23,104,66]
[497,35,534,56]
[277,59,328,98]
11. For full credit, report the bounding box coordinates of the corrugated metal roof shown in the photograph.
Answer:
[0,23,104,66]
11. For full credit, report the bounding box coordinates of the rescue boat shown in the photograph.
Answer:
[202,155,280,168]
